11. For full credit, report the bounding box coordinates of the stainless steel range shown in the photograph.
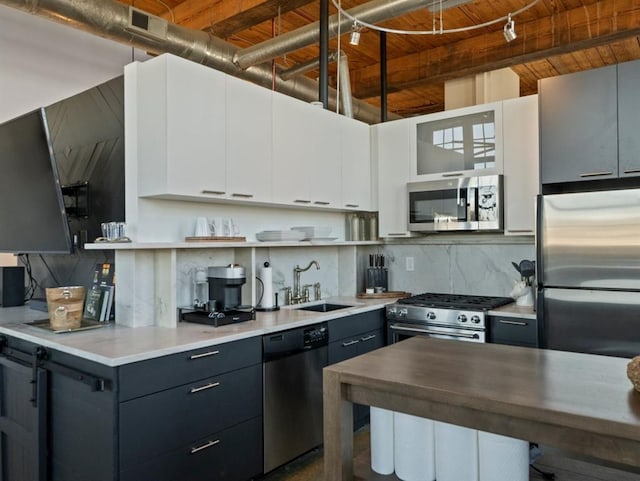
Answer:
[386,293,513,344]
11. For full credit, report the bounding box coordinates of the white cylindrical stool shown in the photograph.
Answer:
[478,431,529,481]
[394,412,435,481]
[435,422,478,481]
[370,407,394,475]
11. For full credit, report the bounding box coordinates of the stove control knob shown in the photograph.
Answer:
[399,308,408,318]
[457,314,468,323]
[471,315,481,324]
[426,311,436,320]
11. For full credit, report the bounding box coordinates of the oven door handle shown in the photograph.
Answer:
[389,324,480,340]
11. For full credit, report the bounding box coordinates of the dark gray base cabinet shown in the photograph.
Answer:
[488,315,537,348]
[327,309,385,428]
[0,334,262,481]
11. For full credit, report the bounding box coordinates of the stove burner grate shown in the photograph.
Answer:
[398,292,513,310]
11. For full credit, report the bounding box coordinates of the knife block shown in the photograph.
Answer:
[366,268,388,291]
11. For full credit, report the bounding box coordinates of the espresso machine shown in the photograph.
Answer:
[182,264,255,326]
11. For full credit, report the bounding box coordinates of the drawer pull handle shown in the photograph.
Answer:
[623,168,640,174]
[507,229,532,233]
[201,190,226,195]
[442,172,464,177]
[231,193,254,198]
[294,199,312,204]
[387,233,407,236]
[498,320,528,326]
[314,201,330,205]
[189,350,220,360]
[190,381,220,394]
[190,439,220,454]
[345,204,360,208]
[342,339,360,347]
[360,334,376,342]
[579,171,612,178]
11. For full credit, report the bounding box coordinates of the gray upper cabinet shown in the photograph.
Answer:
[539,65,618,184]
[617,60,640,178]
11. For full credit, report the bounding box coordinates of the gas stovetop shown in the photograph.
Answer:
[397,293,514,311]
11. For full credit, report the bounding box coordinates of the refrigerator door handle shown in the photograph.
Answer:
[535,193,544,288]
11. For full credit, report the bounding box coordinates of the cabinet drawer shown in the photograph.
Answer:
[328,309,385,342]
[119,416,263,481]
[120,363,261,468]
[489,316,537,347]
[119,336,261,401]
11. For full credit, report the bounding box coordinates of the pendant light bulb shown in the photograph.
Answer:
[503,13,516,42]
[349,21,361,46]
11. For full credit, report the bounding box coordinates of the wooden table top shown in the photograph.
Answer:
[327,337,640,443]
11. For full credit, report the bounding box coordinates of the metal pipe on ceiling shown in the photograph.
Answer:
[0,0,394,123]
[319,0,329,108]
[233,0,428,70]
[280,51,339,80]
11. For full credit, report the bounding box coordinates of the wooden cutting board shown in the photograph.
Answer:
[184,236,246,242]
[356,291,410,299]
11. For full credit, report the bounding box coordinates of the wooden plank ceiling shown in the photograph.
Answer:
[123,0,640,118]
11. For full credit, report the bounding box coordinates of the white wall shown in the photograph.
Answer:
[0,5,147,122]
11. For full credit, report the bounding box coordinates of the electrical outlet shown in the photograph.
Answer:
[405,257,415,271]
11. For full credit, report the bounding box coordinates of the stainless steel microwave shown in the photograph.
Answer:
[407,175,503,232]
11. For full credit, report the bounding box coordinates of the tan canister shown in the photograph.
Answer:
[46,286,85,330]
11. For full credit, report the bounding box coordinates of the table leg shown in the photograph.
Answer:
[323,368,354,481]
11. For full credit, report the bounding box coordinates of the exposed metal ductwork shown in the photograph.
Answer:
[0,0,399,123]
[233,0,429,70]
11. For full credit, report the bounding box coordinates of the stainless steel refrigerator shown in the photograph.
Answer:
[537,188,640,358]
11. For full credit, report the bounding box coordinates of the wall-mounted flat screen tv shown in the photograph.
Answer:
[0,108,73,254]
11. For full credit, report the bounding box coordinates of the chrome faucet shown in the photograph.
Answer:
[292,260,320,304]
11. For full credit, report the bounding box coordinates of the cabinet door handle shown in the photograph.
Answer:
[442,172,464,177]
[360,334,377,342]
[579,171,613,178]
[231,193,254,198]
[314,201,330,205]
[507,229,532,233]
[294,199,312,204]
[623,168,640,174]
[201,190,226,195]
[189,350,220,360]
[387,233,407,236]
[190,381,220,394]
[345,204,359,208]
[498,319,528,326]
[342,339,360,347]
[190,439,220,454]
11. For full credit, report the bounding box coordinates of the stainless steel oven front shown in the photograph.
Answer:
[386,304,487,344]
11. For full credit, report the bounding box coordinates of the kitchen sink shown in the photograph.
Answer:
[295,303,353,312]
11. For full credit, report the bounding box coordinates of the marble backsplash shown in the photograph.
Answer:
[370,242,536,298]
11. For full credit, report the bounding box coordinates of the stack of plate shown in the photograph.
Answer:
[256,230,305,242]
[291,226,336,241]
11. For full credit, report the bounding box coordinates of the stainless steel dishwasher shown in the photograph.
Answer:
[263,322,328,473]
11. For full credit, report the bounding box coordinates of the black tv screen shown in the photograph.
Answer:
[0,108,73,254]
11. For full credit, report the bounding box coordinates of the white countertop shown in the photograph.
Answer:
[488,302,536,320]
[0,297,395,367]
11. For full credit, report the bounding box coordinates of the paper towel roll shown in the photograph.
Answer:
[435,422,478,481]
[370,407,394,475]
[258,265,274,308]
[394,413,435,481]
[478,431,529,481]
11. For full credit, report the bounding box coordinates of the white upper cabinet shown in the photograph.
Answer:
[408,102,504,181]
[226,76,273,203]
[502,95,539,236]
[135,54,227,200]
[272,92,314,206]
[272,93,345,209]
[373,118,413,237]
[340,116,372,211]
